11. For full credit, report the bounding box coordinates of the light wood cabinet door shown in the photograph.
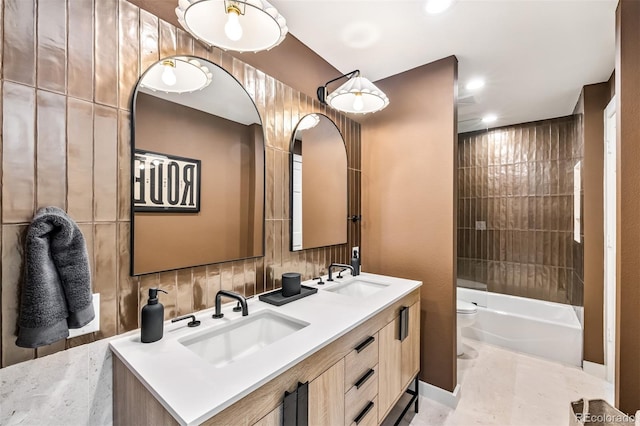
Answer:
[401,301,421,389]
[377,316,402,421]
[253,404,282,426]
[309,358,345,426]
[378,301,421,422]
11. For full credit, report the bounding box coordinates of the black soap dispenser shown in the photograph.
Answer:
[141,288,168,343]
[350,249,361,276]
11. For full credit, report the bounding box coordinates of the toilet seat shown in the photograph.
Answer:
[457,300,477,314]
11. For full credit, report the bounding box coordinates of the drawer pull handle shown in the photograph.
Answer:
[355,368,375,389]
[355,336,375,353]
[354,401,375,425]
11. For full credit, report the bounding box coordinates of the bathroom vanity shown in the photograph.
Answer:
[110,273,421,425]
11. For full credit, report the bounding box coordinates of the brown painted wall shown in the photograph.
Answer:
[300,118,348,249]
[133,93,264,274]
[615,0,640,414]
[127,0,342,100]
[458,116,583,305]
[362,56,458,392]
[576,83,611,365]
[0,0,361,368]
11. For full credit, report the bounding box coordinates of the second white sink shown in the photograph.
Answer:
[324,280,389,298]
[179,310,309,368]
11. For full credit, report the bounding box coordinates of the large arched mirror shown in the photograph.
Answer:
[290,114,347,251]
[131,56,265,275]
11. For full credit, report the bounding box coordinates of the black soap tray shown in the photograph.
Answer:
[258,285,318,306]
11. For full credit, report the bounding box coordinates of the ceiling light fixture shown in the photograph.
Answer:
[465,78,485,91]
[140,57,213,94]
[482,114,497,124]
[425,0,455,15]
[317,70,389,114]
[175,0,288,53]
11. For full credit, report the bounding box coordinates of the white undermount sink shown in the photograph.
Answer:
[179,310,309,368]
[324,280,390,298]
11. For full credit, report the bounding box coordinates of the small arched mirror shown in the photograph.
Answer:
[290,114,347,251]
[131,56,265,275]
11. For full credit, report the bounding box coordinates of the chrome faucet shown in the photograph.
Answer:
[327,263,355,282]
[212,290,248,319]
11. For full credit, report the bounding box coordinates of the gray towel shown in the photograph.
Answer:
[16,207,95,348]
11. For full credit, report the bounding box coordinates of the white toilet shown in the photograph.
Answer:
[457,300,478,356]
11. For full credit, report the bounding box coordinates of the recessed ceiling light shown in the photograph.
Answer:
[466,78,485,91]
[425,0,454,15]
[482,114,497,124]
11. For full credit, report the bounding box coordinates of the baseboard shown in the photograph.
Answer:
[419,380,461,409]
[583,361,606,379]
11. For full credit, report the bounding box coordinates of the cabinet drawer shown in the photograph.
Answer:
[344,333,378,393]
[347,396,378,426]
[344,366,378,425]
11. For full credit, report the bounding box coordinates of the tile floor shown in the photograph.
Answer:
[401,338,614,426]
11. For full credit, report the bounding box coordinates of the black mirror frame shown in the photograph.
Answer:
[288,113,348,252]
[129,55,266,276]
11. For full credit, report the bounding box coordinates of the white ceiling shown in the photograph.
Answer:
[272,0,617,133]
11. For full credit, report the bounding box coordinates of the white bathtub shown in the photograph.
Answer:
[457,286,583,366]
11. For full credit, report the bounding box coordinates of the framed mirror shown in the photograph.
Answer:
[290,113,347,251]
[131,56,265,275]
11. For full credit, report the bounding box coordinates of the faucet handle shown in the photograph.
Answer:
[313,276,325,285]
[172,314,201,327]
[233,296,253,312]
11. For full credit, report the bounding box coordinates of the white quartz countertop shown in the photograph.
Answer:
[109,272,421,425]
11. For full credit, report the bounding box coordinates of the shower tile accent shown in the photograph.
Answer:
[458,116,583,305]
[0,0,361,368]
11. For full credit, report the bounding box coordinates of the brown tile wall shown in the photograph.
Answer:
[457,116,584,305]
[0,0,361,368]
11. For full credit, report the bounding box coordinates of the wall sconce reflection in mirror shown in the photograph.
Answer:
[317,70,389,114]
[133,150,201,213]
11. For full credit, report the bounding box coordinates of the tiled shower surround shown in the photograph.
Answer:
[457,116,584,305]
[0,0,361,368]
